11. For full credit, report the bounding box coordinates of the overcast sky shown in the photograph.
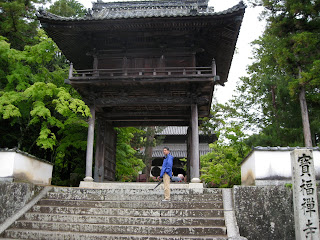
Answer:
[71,0,266,103]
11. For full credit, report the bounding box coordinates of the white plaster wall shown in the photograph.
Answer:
[241,150,320,185]
[255,151,291,179]
[241,152,256,185]
[313,151,320,177]
[0,152,15,177]
[13,153,53,185]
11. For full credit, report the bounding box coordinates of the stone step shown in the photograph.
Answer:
[30,205,224,218]
[13,220,226,235]
[52,187,222,195]
[2,229,228,240]
[38,199,224,209]
[22,212,225,226]
[45,192,223,201]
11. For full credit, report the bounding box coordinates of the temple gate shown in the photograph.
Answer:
[38,0,245,183]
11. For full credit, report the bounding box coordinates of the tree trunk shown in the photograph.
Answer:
[143,126,155,182]
[298,66,312,147]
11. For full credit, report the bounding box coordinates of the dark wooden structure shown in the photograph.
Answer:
[38,0,245,183]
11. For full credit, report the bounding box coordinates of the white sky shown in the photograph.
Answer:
[71,0,266,103]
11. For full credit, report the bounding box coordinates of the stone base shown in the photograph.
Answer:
[83,176,94,182]
[189,182,204,193]
[255,180,290,186]
[191,177,201,183]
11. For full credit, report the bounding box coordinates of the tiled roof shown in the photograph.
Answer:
[0,148,53,165]
[152,143,211,158]
[156,126,212,136]
[92,0,209,11]
[157,126,188,135]
[241,146,320,164]
[253,146,320,151]
[38,1,245,21]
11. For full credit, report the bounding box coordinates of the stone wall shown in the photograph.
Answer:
[0,182,44,224]
[233,186,295,240]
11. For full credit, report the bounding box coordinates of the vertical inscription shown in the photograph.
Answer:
[291,149,320,240]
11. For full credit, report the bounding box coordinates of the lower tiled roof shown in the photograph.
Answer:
[152,143,211,158]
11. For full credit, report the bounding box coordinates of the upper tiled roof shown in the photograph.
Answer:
[38,0,245,21]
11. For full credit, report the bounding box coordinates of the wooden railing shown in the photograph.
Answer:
[69,66,215,79]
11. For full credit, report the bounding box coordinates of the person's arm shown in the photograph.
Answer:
[165,155,173,174]
[159,159,166,178]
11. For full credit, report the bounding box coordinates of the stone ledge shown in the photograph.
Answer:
[79,181,191,189]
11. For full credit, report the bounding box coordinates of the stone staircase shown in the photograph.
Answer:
[0,185,228,239]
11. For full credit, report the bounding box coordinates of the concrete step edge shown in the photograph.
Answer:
[15,220,227,228]
[23,212,226,220]
[39,199,224,203]
[32,205,224,210]
[3,228,228,239]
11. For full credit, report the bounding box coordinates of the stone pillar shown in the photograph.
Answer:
[291,149,320,240]
[84,105,95,182]
[190,104,201,183]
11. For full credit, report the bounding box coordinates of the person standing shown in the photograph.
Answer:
[159,147,173,201]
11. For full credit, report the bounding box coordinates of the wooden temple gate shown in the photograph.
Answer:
[38,0,245,183]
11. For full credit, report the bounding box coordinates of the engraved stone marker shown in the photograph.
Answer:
[291,149,320,240]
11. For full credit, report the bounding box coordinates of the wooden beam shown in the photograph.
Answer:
[70,76,214,85]
[94,95,210,107]
[113,121,190,127]
[99,110,208,119]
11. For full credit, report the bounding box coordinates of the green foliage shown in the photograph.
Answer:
[0,0,48,50]
[0,30,91,186]
[200,122,250,188]
[47,0,87,17]
[225,0,320,147]
[115,127,145,182]
[285,183,292,189]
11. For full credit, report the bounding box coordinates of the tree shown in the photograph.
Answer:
[248,0,320,147]
[142,126,156,181]
[47,0,87,18]
[115,127,145,182]
[0,31,91,186]
[228,34,306,147]
[200,122,250,188]
[0,0,47,50]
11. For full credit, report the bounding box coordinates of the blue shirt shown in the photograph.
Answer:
[160,153,173,178]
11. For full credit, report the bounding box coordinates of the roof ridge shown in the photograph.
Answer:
[37,1,245,21]
[92,0,209,10]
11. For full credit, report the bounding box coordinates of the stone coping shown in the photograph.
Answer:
[0,148,53,165]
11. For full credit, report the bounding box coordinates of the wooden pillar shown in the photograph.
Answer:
[187,126,192,182]
[94,119,105,182]
[69,63,73,79]
[190,104,201,183]
[212,58,217,75]
[104,123,117,181]
[93,55,99,76]
[84,105,95,182]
